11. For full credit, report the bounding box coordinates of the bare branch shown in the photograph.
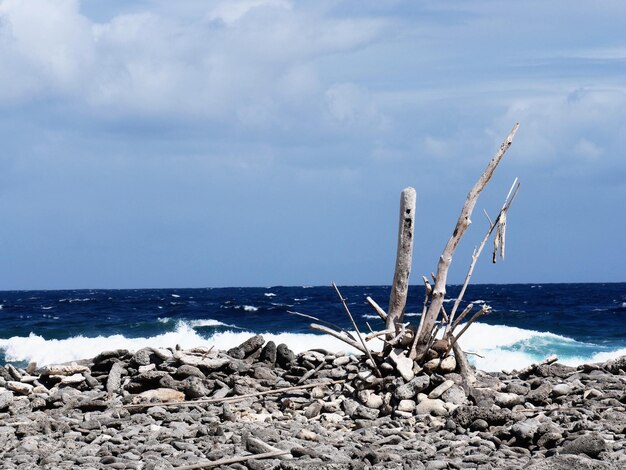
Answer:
[411,123,520,361]
[366,296,387,322]
[333,282,382,377]
[309,323,368,354]
[445,176,521,339]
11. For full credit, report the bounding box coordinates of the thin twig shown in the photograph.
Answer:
[333,282,382,377]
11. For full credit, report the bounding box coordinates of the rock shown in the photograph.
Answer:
[495,392,525,408]
[527,382,552,405]
[428,379,454,399]
[397,399,416,413]
[176,354,230,371]
[6,381,33,395]
[333,356,351,367]
[253,366,278,382]
[469,387,497,407]
[39,363,90,376]
[60,373,86,385]
[526,454,614,469]
[131,348,155,366]
[304,401,323,419]
[0,391,14,409]
[276,344,296,368]
[389,349,415,382]
[470,419,489,431]
[175,364,205,380]
[441,384,467,405]
[106,361,125,396]
[511,420,540,444]
[562,433,607,459]
[136,388,185,403]
[415,395,447,416]
[296,429,318,441]
[179,376,210,399]
[229,335,265,359]
[551,383,573,397]
[440,355,456,373]
[393,375,430,400]
[244,435,292,459]
[260,341,277,365]
[452,406,512,428]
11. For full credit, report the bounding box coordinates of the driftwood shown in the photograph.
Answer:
[123,379,345,409]
[387,187,416,336]
[304,124,521,392]
[174,450,290,469]
[410,123,519,361]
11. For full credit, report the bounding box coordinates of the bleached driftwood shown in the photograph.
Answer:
[387,187,416,337]
[410,123,519,361]
[444,178,521,343]
[175,450,291,469]
[333,282,382,377]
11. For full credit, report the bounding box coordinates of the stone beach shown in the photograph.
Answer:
[1,335,625,469]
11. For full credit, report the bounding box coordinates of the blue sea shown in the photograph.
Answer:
[1,283,625,372]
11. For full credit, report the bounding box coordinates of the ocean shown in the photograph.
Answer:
[1,283,625,372]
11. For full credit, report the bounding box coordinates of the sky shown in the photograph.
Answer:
[0,0,625,290]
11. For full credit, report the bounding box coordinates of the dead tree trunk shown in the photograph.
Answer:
[386,187,416,337]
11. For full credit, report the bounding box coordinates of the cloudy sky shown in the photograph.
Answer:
[1,0,624,289]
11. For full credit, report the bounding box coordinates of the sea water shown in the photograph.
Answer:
[1,284,624,372]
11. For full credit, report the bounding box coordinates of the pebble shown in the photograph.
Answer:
[0,336,625,469]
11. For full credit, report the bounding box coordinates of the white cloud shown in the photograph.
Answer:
[497,87,626,173]
[0,0,386,126]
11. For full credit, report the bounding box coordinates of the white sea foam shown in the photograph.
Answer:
[1,320,623,371]
[157,317,172,323]
[241,305,258,312]
[171,294,181,298]
[264,293,276,297]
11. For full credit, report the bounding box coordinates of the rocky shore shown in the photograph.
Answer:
[1,335,625,469]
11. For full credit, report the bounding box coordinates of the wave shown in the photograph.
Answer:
[1,321,624,372]
[455,323,622,372]
[185,319,242,329]
[264,293,276,297]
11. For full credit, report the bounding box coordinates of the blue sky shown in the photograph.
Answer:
[1,0,625,289]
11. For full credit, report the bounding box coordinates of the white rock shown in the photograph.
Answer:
[138,364,156,373]
[551,384,573,397]
[136,388,185,403]
[428,380,454,399]
[321,413,344,424]
[495,392,524,408]
[440,356,457,373]
[415,397,448,417]
[39,363,89,376]
[397,399,416,413]
[297,429,318,441]
[6,381,33,395]
[423,358,440,373]
[60,373,86,385]
[332,356,350,367]
[389,349,415,382]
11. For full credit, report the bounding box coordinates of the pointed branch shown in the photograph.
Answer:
[366,296,387,322]
[309,323,367,354]
[411,123,520,361]
[445,177,521,339]
[333,282,382,377]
